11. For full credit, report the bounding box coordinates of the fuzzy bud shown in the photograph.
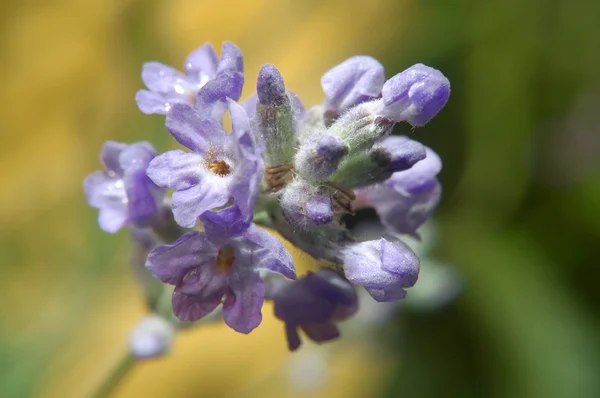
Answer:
[254,64,297,165]
[379,63,450,127]
[280,180,335,228]
[295,133,348,181]
[329,136,426,188]
[327,101,394,155]
[321,56,385,117]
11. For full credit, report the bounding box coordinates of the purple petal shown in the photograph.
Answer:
[166,104,226,153]
[200,205,251,243]
[118,141,156,170]
[387,147,442,195]
[172,289,221,322]
[141,61,188,94]
[184,43,219,80]
[321,56,385,113]
[193,69,245,119]
[370,179,442,236]
[123,168,159,227]
[365,284,408,302]
[98,206,128,233]
[227,99,251,144]
[377,136,426,173]
[222,271,264,333]
[305,195,334,225]
[171,182,230,228]
[100,141,127,173]
[83,171,122,209]
[301,322,340,343]
[146,150,203,191]
[218,42,243,73]
[240,225,296,280]
[381,63,450,126]
[135,90,170,115]
[341,236,419,291]
[240,94,258,119]
[145,231,218,285]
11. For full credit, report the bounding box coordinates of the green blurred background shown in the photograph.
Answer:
[1,0,599,397]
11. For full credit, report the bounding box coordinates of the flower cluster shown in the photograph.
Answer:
[84,42,450,353]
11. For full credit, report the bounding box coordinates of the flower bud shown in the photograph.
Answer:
[341,235,420,302]
[329,136,426,189]
[327,101,394,155]
[254,64,297,165]
[379,63,450,127]
[295,133,348,181]
[280,180,335,228]
[321,56,385,117]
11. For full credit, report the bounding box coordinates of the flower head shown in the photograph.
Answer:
[136,42,243,115]
[145,216,296,333]
[84,141,163,233]
[146,98,263,228]
[341,235,420,302]
[267,269,358,351]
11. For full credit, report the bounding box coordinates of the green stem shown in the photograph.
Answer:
[91,351,136,398]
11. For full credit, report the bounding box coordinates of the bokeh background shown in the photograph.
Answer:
[1,0,600,397]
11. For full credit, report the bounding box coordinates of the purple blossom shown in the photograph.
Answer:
[267,270,358,350]
[321,56,386,117]
[341,235,420,302]
[146,99,263,228]
[136,42,243,115]
[84,141,163,233]
[358,147,442,237]
[378,63,450,127]
[193,43,244,121]
[145,216,296,333]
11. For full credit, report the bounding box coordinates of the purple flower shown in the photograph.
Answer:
[321,56,386,117]
[136,42,243,115]
[378,63,450,127]
[359,147,442,237]
[145,217,296,333]
[267,270,358,351]
[84,141,163,233]
[146,99,263,228]
[341,235,420,302]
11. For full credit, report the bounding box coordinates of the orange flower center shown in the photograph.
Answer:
[208,160,231,176]
[216,246,235,271]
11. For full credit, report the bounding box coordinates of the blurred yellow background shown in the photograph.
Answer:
[1,0,600,397]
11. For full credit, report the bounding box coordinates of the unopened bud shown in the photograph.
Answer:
[379,63,450,127]
[321,56,385,117]
[295,133,348,181]
[254,64,297,165]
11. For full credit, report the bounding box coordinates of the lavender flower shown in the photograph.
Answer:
[145,215,295,333]
[321,56,386,117]
[358,147,442,237]
[267,270,358,351]
[136,42,244,115]
[146,99,263,228]
[84,141,163,233]
[378,63,450,127]
[341,236,420,302]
